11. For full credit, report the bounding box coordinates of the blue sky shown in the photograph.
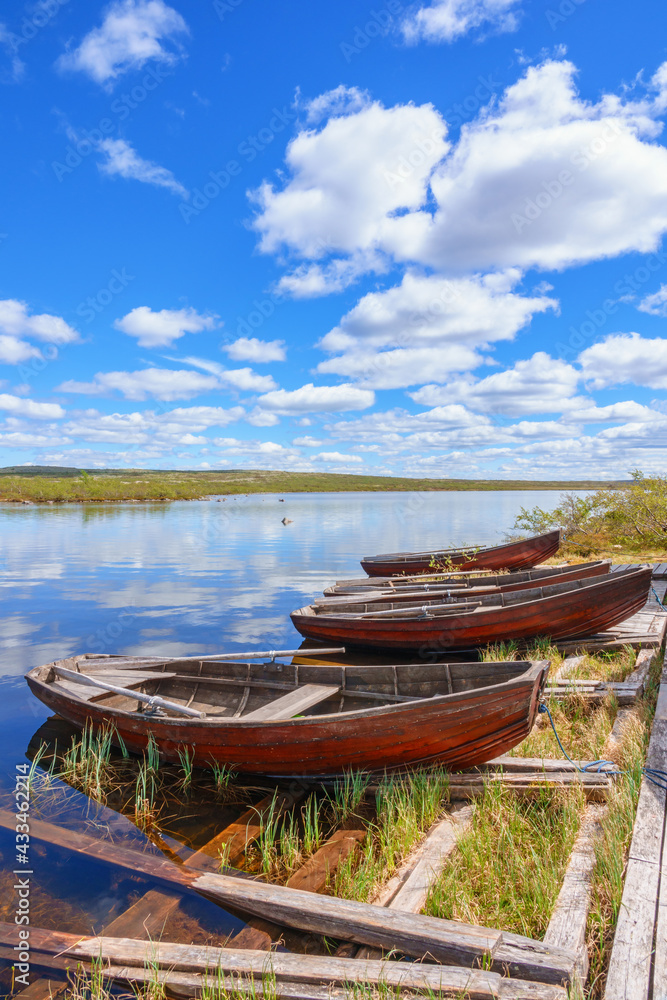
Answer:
[1,0,667,479]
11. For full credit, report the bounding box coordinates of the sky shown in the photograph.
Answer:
[1,0,667,480]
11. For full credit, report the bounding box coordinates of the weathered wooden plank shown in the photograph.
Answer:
[0,806,576,984]
[0,924,568,1000]
[186,790,302,869]
[602,707,640,765]
[191,871,578,984]
[11,982,68,1000]
[375,805,473,909]
[550,656,585,682]
[447,772,611,803]
[72,934,568,999]
[654,827,667,1000]
[486,756,598,773]
[543,805,605,985]
[242,684,340,722]
[285,829,366,893]
[605,655,667,1000]
[356,806,474,961]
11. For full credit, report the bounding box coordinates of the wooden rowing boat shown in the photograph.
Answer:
[290,566,652,651]
[360,529,561,577]
[25,656,549,774]
[317,562,610,610]
[326,560,609,595]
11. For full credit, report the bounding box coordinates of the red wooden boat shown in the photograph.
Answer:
[326,558,606,595]
[25,655,549,775]
[317,561,610,609]
[291,566,652,651]
[360,529,561,577]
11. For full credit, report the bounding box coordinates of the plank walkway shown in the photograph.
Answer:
[556,573,667,654]
[604,648,667,1000]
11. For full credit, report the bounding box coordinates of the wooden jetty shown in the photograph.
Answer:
[7,577,667,1000]
[604,647,667,1000]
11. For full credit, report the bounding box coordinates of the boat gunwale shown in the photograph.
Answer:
[294,565,652,625]
[361,529,561,565]
[25,658,547,727]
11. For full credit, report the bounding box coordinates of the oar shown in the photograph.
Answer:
[97,646,347,665]
[53,665,205,718]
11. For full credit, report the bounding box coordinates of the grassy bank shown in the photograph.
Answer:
[0,466,620,503]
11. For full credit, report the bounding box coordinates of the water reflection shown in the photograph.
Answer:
[0,490,567,679]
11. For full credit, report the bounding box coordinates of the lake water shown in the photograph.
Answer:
[0,489,566,975]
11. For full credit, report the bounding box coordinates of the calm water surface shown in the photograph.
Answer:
[0,490,565,975]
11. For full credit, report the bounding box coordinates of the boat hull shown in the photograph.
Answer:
[25,660,548,776]
[291,567,652,651]
[360,530,561,577]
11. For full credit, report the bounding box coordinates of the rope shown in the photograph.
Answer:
[651,586,667,611]
[538,702,667,791]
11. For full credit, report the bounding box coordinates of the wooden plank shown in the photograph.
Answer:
[0,924,568,1000]
[285,829,366,893]
[604,653,667,1000]
[190,872,578,984]
[12,982,67,1000]
[0,806,577,984]
[602,707,640,765]
[543,805,606,985]
[242,684,340,722]
[550,656,585,682]
[374,804,473,909]
[448,772,611,803]
[356,805,474,962]
[186,790,301,869]
[654,823,667,1000]
[625,648,655,693]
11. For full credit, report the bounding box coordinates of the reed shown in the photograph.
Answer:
[425,781,584,939]
[59,722,117,804]
[479,640,520,662]
[301,793,325,856]
[333,769,448,902]
[146,732,161,774]
[209,760,236,798]
[326,769,370,823]
[26,741,57,796]
[253,790,283,877]
[176,745,194,793]
[278,809,303,872]
[133,757,161,833]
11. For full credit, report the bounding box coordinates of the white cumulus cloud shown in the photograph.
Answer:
[251,60,667,287]
[313,451,363,463]
[223,337,286,363]
[0,395,65,420]
[409,353,581,416]
[257,383,375,415]
[579,333,667,390]
[114,306,217,348]
[402,0,522,44]
[56,0,188,87]
[251,98,449,294]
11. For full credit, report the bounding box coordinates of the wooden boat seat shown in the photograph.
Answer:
[242,683,341,722]
[56,671,177,702]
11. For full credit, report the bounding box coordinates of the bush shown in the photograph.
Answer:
[514,470,667,552]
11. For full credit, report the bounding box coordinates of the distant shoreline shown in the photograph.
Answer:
[0,467,619,503]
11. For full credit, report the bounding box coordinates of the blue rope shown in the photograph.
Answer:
[651,586,667,610]
[538,702,667,791]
